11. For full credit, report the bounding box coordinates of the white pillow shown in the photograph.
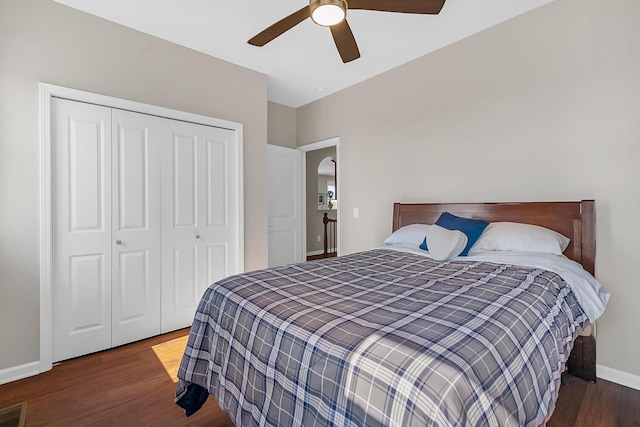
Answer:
[470,222,570,255]
[384,224,430,246]
[426,225,468,261]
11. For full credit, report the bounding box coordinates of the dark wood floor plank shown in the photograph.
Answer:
[573,378,640,427]
[548,374,588,427]
[2,329,639,426]
[0,329,233,427]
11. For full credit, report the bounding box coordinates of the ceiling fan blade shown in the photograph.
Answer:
[248,6,310,46]
[330,19,360,63]
[348,0,446,14]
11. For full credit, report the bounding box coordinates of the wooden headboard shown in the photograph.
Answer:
[392,201,595,275]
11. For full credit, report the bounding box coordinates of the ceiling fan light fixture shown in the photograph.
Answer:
[310,0,347,27]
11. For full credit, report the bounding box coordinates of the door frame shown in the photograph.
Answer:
[298,137,341,258]
[39,83,244,373]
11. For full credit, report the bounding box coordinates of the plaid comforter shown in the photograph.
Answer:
[176,249,588,426]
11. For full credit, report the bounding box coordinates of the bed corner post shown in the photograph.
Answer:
[581,200,596,276]
[392,203,401,232]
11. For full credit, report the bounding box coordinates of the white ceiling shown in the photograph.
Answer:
[53,0,555,108]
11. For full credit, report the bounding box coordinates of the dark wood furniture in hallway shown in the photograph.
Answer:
[307,212,337,261]
[323,212,337,258]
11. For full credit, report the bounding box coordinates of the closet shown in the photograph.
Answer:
[51,97,240,362]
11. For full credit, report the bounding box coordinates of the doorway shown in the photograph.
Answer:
[298,137,340,260]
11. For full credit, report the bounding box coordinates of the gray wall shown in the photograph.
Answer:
[268,101,297,148]
[297,0,640,379]
[0,0,268,371]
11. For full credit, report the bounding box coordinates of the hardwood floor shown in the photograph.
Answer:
[549,374,640,427]
[0,329,234,427]
[306,252,337,261]
[1,330,639,426]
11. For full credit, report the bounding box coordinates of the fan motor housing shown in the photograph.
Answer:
[310,0,348,26]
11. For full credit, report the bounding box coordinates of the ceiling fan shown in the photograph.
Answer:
[248,0,446,63]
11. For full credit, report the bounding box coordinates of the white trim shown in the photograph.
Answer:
[235,128,245,274]
[39,83,53,373]
[597,364,640,391]
[298,137,341,256]
[301,151,307,260]
[298,137,340,153]
[39,84,241,131]
[39,82,244,375]
[0,362,40,386]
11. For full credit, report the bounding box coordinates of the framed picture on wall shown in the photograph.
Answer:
[318,193,324,205]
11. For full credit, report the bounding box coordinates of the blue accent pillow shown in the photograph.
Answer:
[420,212,489,256]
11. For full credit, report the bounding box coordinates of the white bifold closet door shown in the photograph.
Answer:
[51,97,239,362]
[160,118,239,332]
[110,109,162,347]
[52,99,162,361]
[52,99,114,361]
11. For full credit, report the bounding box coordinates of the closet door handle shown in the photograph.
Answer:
[116,240,122,245]
[195,235,200,239]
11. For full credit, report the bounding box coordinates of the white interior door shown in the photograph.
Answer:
[267,145,303,267]
[110,109,162,346]
[161,119,239,332]
[52,98,112,362]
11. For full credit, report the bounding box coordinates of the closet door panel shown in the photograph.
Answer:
[162,124,203,331]
[52,99,112,362]
[68,254,108,333]
[111,110,162,346]
[203,137,233,293]
[202,127,239,276]
[207,243,228,286]
[172,246,199,309]
[117,250,149,318]
[172,134,198,227]
[206,139,226,226]
[161,120,239,332]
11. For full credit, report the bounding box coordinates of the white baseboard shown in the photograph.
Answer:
[597,364,640,391]
[0,361,40,386]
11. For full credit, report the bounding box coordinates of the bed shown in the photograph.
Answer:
[175,200,609,426]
